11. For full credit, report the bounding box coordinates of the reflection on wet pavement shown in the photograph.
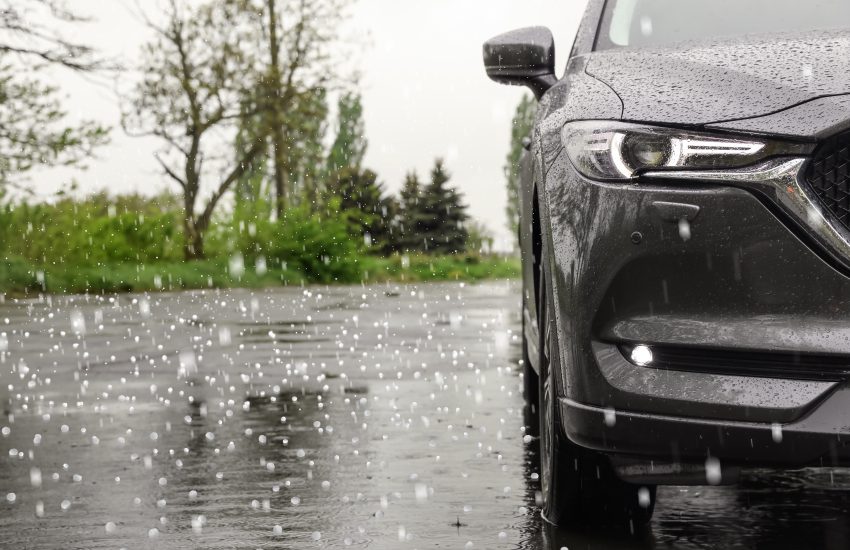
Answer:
[0,281,849,549]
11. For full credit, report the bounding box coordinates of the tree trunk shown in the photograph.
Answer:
[305,172,317,212]
[183,217,205,261]
[267,0,287,219]
[271,129,288,218]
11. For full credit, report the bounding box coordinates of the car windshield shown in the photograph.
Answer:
[597,0,850,50]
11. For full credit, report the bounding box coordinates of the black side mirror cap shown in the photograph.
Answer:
[483,26,557,100]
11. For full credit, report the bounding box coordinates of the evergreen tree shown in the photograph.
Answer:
[325,167,395,253]
[327,93,367,175]
[504,94,536,242]
[396,171,424,253]
[417,159,469,255]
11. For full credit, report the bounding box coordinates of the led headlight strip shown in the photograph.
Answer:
[562,121,809,181]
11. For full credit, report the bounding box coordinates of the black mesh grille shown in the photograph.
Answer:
[805,130,850,231]
[620,344,850,381]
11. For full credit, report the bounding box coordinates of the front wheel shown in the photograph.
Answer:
[537,279,656,529]
[521,297,539,413]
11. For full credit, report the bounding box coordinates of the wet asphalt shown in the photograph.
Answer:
[1,280,849,549]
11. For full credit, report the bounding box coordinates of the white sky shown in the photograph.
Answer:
[33,0,588,249]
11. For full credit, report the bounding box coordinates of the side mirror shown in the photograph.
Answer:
[483,26,557,100]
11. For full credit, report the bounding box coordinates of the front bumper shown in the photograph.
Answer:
[542,150,850,471]
[560,383,850,470]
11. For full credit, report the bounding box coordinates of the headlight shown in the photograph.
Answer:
[561,121,807,181]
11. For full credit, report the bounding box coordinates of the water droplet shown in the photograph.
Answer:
[30,467,42,488]
[229,254,245,279]
[603,407,617,427]
[70,310,86,336]
[678,218,692,241]
[772,423,783,443]
[705,457,722,485]
[638,486,651,508]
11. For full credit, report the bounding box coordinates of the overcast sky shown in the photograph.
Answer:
[36,0,588,248]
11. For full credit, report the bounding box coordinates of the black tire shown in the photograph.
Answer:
[521,297,540,414]
[538,278,656,529]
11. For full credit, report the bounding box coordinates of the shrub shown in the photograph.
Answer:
[209,199,365,283]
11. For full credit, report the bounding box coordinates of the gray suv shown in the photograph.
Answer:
[484,0,850,528]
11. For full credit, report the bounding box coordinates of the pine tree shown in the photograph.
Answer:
[417,159,469,255]
[396,171,424,253]
[325,167,396,253]
[504,94,536,243]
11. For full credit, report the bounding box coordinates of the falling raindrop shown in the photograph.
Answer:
[256,256,268,275]
[70,310,86,336]
[178,350,198,379]
[30,467,42,488]
[705,457,722,485]
[678,218,691,241]
[771,423,783,443]
[638,487,651,508]
[229,254,245,279]
[139,298,151,318]
[414,483,428,502]
[191,515,206,534]
[603,407,617,427]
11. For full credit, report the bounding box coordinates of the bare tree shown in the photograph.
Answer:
[124,0,266,260]
[0,0,102,70]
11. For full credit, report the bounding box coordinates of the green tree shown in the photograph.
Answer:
[226,0,348,218]
[125,0,267,260]
[286,89,329,210]
[417,159,469,255]
[504,94,536,240]
[327,93,367,175]
[325,167,396,253]
[466,221,495,255]
[0,1,108,187]
[396,170,424,253]
[0,67,108,187]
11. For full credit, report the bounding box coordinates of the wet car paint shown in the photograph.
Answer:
[585,30,850,126]
[0,282,849,548]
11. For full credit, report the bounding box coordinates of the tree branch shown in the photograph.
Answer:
[197,139,266,229]
[154,154,187,189]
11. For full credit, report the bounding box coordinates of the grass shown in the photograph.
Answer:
[0,254,520,296]
[360,254,521,283]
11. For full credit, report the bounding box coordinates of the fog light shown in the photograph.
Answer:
[630,345,653,366]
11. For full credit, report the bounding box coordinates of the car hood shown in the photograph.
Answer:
[585,30,850,130]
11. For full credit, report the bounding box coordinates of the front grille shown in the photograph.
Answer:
[805,129,850,232]
[620,344,850,381]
